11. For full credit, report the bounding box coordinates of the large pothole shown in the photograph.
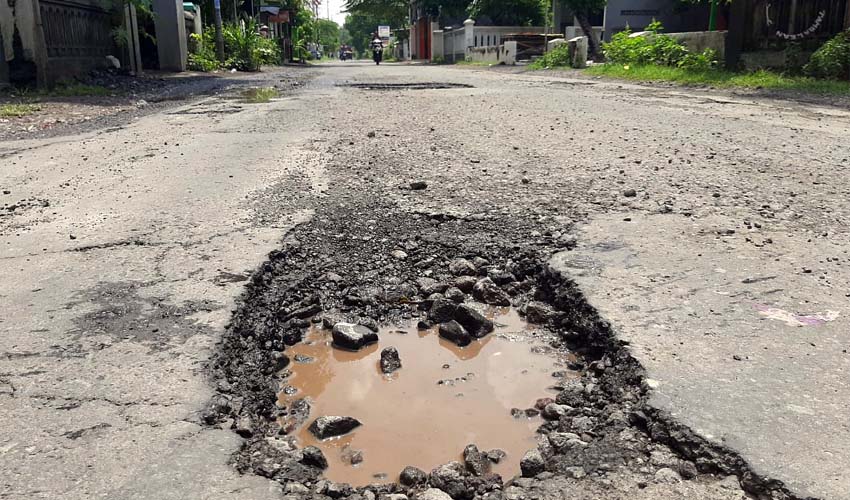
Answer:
[280,307,573,485]
[209,198,803,500]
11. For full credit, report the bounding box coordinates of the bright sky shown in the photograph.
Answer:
[320,0,348,27]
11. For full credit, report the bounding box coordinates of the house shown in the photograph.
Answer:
[409,1,436,60]
[601,0,711,39]
[1,0,190,87]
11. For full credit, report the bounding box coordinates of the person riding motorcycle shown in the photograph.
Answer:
[370,33,384,65]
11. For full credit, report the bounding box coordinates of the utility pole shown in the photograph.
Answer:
[725,0,746,70]
[214,0,225,61]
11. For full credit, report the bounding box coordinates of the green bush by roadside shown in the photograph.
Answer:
[529,44,571,69]
[189,20,280,72]
[804,29,850,80]
[602,20,717,72]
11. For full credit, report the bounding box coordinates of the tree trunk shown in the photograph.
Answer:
[575,12,599,61]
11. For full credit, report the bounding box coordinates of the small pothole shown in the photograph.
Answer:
[279,307,577,485]
[336,82,474,91]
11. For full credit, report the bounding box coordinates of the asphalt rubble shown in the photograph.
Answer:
[205,191,808,500]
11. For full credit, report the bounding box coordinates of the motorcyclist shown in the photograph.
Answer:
[370,33,384,65]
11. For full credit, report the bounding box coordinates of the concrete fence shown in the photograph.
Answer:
[629,30,727,59]
[431,18,545,64]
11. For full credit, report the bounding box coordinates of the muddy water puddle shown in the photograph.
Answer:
[279,307,573,485]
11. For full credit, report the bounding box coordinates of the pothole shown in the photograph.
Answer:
[211,199,801,500]
[335,83,474,91]
[279,307,576,485]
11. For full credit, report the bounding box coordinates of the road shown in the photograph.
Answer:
[1,60,848,500]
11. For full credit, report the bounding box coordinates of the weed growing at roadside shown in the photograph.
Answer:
[602,21,716,71]
[586,64,850,94]
[0,103,41,118]
[530,45,572,69]
[243,87,279,103]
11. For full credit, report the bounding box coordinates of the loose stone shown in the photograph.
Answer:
[428,297,458,323]
[520,449,546,477]
[414,489,453,500]
[332,323,378,350]
[380,347,402,374]
[449,258,476,276]
[301,445,329,469]
[463,444,491,476]
[453,304,495,338]
[472,278,511,306]
[453,275,478,293]
[308,416,362,439]
[399,465,428,486]
[438,320,472,347]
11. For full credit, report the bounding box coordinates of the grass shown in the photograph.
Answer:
[585,64,850,95]
[0,103,41,118]
[456,60,497,67]
[242,87,279,103]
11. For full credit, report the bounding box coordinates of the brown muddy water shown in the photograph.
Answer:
[279,308,573,486]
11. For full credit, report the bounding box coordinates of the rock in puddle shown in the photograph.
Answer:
[399,465,428,486]
[463,444,491,476]
[380,346,402,374]
[486,449,506,464]
[341,444,364,465]
[438,320,471,347]
[308,416,362,439]
[301,445,329,469]
[332,323,378,350]
[453,304,494,338]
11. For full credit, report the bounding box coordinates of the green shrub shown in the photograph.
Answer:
[804,29,850,80]
[188,20,280,72]
[601,20,719,70]
[188,33,220,72]
[530,44,571,69]
[678,49,718,72]
[603,22,690,67]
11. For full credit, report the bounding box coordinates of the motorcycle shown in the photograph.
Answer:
[372,48,383,65]
[339,50,353,61]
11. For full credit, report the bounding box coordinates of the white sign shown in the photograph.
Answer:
[378,26,391,39]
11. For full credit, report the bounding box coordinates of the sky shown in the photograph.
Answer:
[320,0,348,27]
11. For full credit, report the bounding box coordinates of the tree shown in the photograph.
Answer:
[343,12,379,56]
[317,19,341,54]
[344,0,409,34]
[560,0,606,59]
[468,0,545,26]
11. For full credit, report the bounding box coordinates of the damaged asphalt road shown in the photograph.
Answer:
[2,61,849,500]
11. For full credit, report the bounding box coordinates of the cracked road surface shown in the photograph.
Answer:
[2,61,849,499]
